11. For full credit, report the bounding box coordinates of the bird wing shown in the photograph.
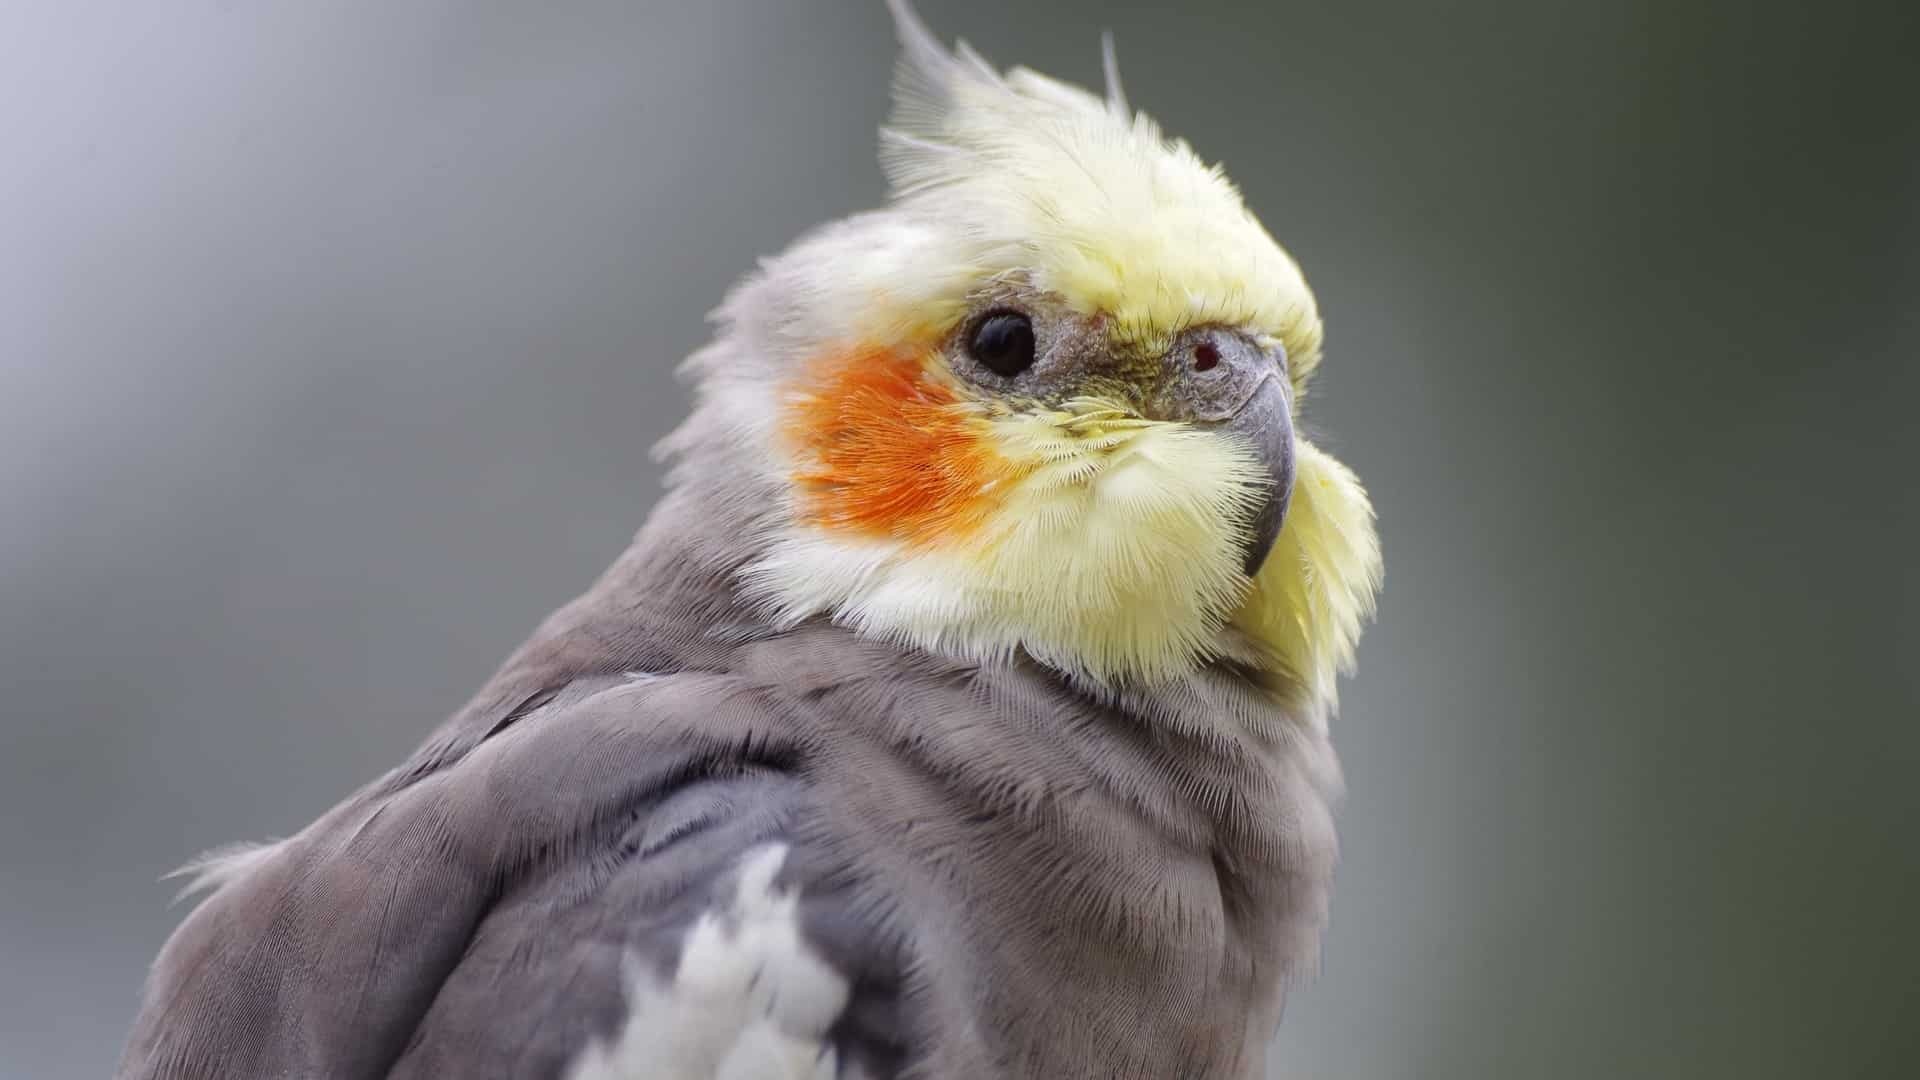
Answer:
[117,670,910,1080]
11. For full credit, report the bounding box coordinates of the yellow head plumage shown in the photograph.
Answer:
[878,4,1324,389]
[707,1,1380,704]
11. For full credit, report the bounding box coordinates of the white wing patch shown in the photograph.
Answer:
[567,844,850,1080]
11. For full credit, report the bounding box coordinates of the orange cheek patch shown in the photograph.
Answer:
[788,346,1009,546]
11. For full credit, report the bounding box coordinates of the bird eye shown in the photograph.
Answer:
[967,311,1036,377]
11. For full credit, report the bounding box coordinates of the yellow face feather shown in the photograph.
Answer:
[1237,442,1383,705]
[737,6,1379,700]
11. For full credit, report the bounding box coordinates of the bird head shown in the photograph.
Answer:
[665,1,1381,701]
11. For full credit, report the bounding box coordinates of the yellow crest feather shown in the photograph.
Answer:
[879,0,1325,392]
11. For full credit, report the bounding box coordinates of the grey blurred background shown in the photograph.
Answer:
[3,1,1916,1077]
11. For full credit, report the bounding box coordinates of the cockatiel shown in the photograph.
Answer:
[119,3,1381,1078]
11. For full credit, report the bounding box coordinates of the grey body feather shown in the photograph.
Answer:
[118,471,1340,1079]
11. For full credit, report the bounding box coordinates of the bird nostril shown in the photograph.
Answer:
[1192,342,1220,372]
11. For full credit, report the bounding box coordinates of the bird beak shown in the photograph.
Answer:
[1145,330,1296,577]
[1214,374,1294,576]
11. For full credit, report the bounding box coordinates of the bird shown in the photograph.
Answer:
[118,2,1382,1077]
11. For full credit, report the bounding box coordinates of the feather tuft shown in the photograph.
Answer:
[163,839,283,906]
[1101,31,1129,116]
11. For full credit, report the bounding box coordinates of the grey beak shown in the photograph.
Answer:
[1214,375,1294,576]
[1144,330,1296,577]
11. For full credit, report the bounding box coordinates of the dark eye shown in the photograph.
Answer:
[967,311,1036,377]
